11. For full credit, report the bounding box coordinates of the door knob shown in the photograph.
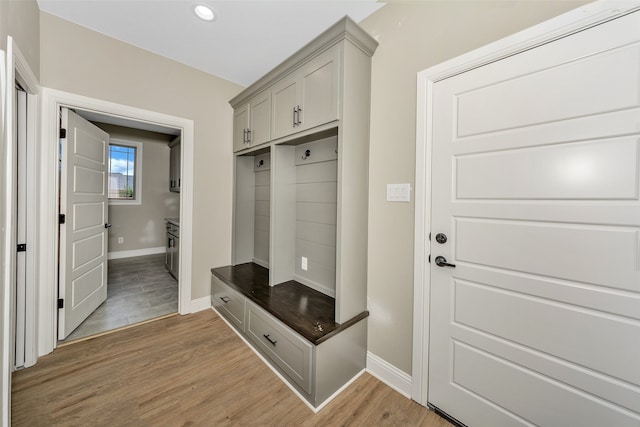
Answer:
[434,256,456,268]
[104,223,112,229]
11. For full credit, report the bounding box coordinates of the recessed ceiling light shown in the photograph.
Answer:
[194,5,215,21]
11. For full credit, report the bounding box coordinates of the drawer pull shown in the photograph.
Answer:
[220,296,231,304]
[263,334,277,346]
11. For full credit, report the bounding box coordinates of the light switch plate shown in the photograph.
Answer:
[387,183,411,202]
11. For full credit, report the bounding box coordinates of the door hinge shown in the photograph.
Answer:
[57,299,64,309]
[17,243,26,252]
[60,128,67,139]
[59,214,66,224]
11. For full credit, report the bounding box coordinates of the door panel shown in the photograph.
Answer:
[271,77,298,139]
[233,103,249,152]
[249,91,271,146]
[455,45,640,138]
[428,10,640,427]
[299,48,339,132]
[455,138,639,200]
[59,108,109,339]
[455,219,640,291]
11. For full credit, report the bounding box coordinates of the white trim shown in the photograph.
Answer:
[107,138,143,206]
[39,88,194,358]
[366,352,412,398]
[190,296,211,313]
[412,0,640,406]
[0,47,10,427]
[107,246,165,260]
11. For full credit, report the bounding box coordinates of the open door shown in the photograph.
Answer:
[58,108,109,340]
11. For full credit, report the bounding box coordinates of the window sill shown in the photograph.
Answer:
[109,199,142,206]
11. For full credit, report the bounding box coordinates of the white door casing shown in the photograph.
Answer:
[424,7,640,427]
[58,107,109,340]
[2,36,40,425]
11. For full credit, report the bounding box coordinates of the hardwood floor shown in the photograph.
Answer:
[12,309,452,426]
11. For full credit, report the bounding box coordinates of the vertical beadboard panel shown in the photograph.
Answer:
[294,137,338,296]
[253,153,270,267]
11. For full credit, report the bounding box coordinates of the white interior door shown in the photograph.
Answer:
[428,10,640,427]
[58,108,109,340]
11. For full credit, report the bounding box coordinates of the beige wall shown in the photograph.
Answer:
[93,123,179,253]
[1,0,40,79]
[40,12,243,300]
[360,0,588,374]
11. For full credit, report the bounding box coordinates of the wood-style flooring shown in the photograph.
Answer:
[12,309,453,426]
[62,254,178,342]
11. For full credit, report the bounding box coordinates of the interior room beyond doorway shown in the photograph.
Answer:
[58,109,181,343]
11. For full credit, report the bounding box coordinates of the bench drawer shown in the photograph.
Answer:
[211,276,246,331]
[246,303,313,393]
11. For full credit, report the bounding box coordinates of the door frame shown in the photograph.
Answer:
[1,36,40,424]
[411,0,640,405]
[38,88,194,357]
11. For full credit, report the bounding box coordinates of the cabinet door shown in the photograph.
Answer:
[172,236,179,278]
[169,146,175,190]
[271,76,298,140]
[174,143,181,191]
[249,91,271,146]
[298,48,340,132]
[233,103,250,152]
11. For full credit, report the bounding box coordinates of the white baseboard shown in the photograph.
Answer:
[191,296,211,313]
[366,351,412,398]
[108,246,165,260]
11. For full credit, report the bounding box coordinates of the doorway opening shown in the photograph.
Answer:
[57,108,182,343]
[38,88,194,358]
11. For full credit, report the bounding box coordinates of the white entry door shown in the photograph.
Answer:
[428,10,640,427]
[58,108,109,340]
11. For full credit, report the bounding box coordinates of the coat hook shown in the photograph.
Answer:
[301,149,311,160]
[257,159,264,167]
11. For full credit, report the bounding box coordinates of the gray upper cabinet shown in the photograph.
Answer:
[271,48,339,140]
[232,103,249,152]
[233,90,271,152]
[169,137,181,192]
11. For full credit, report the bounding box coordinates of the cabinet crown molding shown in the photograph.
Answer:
[230,15,378,109]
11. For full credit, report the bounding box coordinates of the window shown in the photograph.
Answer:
[108,139,142,205]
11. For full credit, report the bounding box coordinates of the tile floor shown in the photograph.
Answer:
[62,253,178,342]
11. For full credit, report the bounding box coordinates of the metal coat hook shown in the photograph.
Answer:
[257,159,264,167]
[301,149,311,160]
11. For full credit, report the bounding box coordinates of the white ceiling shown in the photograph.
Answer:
[36,0,385,87]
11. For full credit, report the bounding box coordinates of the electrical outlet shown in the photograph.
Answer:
[117,237,124,244]
[301,256,308,271]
